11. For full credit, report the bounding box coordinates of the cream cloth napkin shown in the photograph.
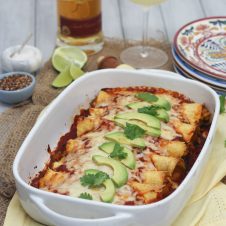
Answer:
[4,113,226,226]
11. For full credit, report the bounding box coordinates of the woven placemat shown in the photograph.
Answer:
[0,38,172,225]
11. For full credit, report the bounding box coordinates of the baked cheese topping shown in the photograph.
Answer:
[31,86,211,205]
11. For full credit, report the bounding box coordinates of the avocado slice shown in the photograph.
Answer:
[156,109,169,122]
[155,97,171,110]
[127,102,169,122]
[135,93,171,110]
[99,142,136,169]
[92,155,128,187]
[135,94,171,110]
[101,179,115,203]
[115,112,160,129]
[114,118,160,137]
[127,102,150,109]
[85,169,116,203]
[105,131,146,148]
[85,169,100,175]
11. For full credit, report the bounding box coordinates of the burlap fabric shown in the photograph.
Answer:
[0,38,172,225]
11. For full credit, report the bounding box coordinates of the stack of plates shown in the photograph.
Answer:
[172,16,226,95]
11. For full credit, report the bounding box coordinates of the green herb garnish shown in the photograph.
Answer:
[80,171,109,188]
[136,92,158,103]
[124,122,145,140]
[79,192,93,200]
[224,140,226,148]
[220,95,225,114]
[110,143,127,160]
[138,105,161,116]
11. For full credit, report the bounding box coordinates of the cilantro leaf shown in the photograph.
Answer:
[80,171,109,188]
[220,95,225,114]
[93,171,109,186]
[138,105,161,116]
[136,92,158,102]
[80,174,96,187]
[79,192,93,200]
[110,143,127,160]
[124,123,145,140]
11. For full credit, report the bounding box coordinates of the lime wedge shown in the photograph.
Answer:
[52,66,73,88]
[70,63,85,80]
[52,46,87,72]
[52,54,71,72]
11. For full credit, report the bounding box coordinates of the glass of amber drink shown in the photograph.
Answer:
[57,0,104,55]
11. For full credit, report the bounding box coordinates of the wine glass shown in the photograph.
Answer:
[120,0,168,69]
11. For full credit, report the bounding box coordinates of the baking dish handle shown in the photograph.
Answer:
[30,195,133,226]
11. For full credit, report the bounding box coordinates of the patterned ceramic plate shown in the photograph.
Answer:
[172,48,226,88]
[173,62,226,92]
[173,65,226,95]
[174,16,226,80]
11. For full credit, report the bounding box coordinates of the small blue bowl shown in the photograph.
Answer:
[0,72,35,104]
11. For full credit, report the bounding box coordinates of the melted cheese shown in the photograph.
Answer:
[34,87,207,205]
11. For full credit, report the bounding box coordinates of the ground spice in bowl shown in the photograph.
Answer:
[0,74,32,91]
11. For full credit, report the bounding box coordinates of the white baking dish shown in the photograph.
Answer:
[13,69,219,226]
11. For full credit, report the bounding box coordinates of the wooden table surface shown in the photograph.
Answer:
[0,0,225,112]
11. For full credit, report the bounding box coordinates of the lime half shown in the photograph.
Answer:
[70,63,85,80]
[52,46,87,72]
[52,66,73,88]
